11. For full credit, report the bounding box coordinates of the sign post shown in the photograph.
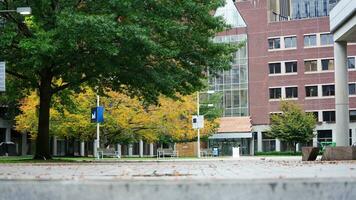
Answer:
[193,91,204,158]
[0,62,5,92]
[91,95,104,158]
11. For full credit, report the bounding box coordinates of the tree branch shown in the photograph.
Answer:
[6,69,39,87]
[51,76,92,94]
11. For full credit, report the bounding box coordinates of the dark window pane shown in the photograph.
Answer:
[348,57,355,69]
[349,83,356,95]
[322,111,335,122]
[269,88,281,99]
[285,87,298,98]
[322,85,335,96]
[285,61,297,73]
[269,63,281,74]
[321,59,334,71]
[306,86,318,97]
[268,38,280,49]
[350,110,356,122]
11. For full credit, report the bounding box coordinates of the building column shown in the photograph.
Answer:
[139,140,144,157]
[53,136,57,156]
[128,144,133,156]
[80,141,85,157]
[250,138,254,156]
[257,132,262,152]
[5,128,11,142]
[296,143,300,152]
[93,140,97,158]
[117,144,122,157]
[275,139,281,152]
[149,143,154,157]
[334,41,349,146]
[21,133,27,156]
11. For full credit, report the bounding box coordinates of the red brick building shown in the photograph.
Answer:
[208,0,356,155]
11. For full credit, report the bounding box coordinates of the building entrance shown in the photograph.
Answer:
[209,138,250,156]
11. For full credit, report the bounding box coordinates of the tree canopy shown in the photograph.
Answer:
[15,88,220,147]
[268,101,316,152]
[0,0,236,159]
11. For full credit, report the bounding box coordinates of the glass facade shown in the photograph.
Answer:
[292,0,339,19]
[211,34,248,117]
[268,0,340,22]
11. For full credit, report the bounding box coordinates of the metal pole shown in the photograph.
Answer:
[197,92,201,158]
[96,95,100,149]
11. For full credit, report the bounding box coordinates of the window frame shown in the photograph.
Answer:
[349,83,356,96]
[285,87,298,99]
[304,34,317,47]
[320,33,333,46]
[268,38,281,50]
[322,85,335,97]
[322,111,336,122]
[285,61,298,73]
[269,62,282,74]
[348,57,355,70]
[321,58,334,71]
[304,60,318,72]
[284,36,297,49]
[269,88,282,100]
[305,85,318,97]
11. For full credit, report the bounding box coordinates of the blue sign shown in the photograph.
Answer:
[91,106,104,123]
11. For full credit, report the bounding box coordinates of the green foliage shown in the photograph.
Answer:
[199,91,224,121]
[0,0,236,102]
[268,101,316,151]
[1,0,236,158]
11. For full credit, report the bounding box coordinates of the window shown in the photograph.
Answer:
[320,33,333,46]
[307,111,319,122]
[284,36,297,48]
[317,130,333,144]
[348,57,355,69]
[285,87,298,98]
[350,110,356,122]
[269,63,281,74]
[304,60,317,72]
[305,86,318,97]
[322,85,335,96]
[322,111,335,122]
[285,61,297,73]
[268,38,280,50]
[269,88,281,99]
[321,59,334,71]
[304,35,317,47]
[349,83,356,95]
[262,132,275,152]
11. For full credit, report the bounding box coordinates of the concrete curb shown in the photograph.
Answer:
[1,178,356,200]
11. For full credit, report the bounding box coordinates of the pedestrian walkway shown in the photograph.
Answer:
[0,156,355,180]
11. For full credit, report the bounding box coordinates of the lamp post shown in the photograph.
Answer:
[196,90,215,158]
[0,7,31,15]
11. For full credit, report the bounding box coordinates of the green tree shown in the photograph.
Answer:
[268,101,316,152]
[0,0,236,159]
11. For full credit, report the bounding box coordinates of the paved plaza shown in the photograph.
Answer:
[1,157,356,180]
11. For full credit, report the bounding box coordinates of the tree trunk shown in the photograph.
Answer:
[34,76,53,160]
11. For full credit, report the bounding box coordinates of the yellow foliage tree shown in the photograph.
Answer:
[15,88,219,144]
